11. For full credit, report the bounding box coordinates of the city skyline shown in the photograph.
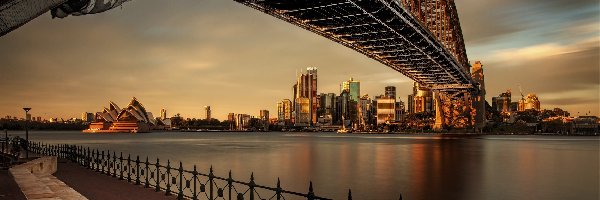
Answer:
[0,0,597,120]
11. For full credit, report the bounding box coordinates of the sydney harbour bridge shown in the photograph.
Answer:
[0,0,486,131]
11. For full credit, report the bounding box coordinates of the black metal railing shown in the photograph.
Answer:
[28,141,338,200]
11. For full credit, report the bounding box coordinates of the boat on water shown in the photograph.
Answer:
[337,128,351,134]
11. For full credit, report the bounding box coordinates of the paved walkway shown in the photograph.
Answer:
[0,169,26,200]
[54,158,176,200]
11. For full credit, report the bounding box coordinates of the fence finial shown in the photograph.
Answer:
[399,193,403,200]
[277,177,281,188]
[349,189,353,200]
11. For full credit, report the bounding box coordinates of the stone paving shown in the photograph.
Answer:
[9,156,87,199]
[4,156,175,200]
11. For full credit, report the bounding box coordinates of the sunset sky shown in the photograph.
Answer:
[0,0,598,120]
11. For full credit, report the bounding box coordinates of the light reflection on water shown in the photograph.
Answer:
[9,131,599,200]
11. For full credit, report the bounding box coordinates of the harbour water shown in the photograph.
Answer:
[9,131,599,200]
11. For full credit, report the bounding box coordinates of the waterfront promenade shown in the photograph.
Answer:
[1,157,175,200]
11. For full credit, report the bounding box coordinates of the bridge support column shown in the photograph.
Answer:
[433,91,444,132]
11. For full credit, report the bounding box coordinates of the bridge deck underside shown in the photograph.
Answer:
[236,0,474,91]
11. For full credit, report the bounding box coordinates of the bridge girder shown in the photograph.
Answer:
[235,0,474,91]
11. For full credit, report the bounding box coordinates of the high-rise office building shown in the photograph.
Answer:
[228,113,235,130]
[395,100,405,121]
[341,77,360,102]
[359,95,373,128]
[259,110,269,121]
[376,96,396,124]
[277,99,292,126]
[294,97,311,126]
[160,108,167,120]
[294,67,318,125]
[412,82,434,113]
[385,86,396,99]
[82,112,94,123]
[492,90,512,113]
[204,106,211,120]
[518,93,541,111]
[407,94,414,114]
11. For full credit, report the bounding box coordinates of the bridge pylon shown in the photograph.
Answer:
[433,91,444,131]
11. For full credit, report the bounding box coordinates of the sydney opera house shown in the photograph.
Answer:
[84,97,156,133]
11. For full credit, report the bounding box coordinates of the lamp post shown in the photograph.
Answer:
[23,107,31,159]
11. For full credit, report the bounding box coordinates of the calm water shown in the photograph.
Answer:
[9,131,599,200]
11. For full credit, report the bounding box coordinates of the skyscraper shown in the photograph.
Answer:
[412,82,434,113]
[385,86,396,99]
[82,112,94,123]
[341,77,360,102]
[294,67,318,126]
[376,96,396,124]
[204,106,211,120]
[395,100,405,121]
[259,110,269,121]
[407,94,414,114]
[160,108,167,120]
[492,90,511,113]
[519,93,541,111]
[277,99,292,126]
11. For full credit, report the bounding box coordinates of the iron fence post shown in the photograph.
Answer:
[136,155,141,185]
[113,152,117,177]
[177,161,183,199]
[95,149,99,171]
[127,154,132,182]
[87,147,91,169]
[276,178,281,200]
[145,156,150,188]
[119,152,124,180]
[307,181,314,200]
[249,172,255,200]
[193,165,198,200]
[102,150,106,173]
[399,193,403,200]
[228,170,232,200]
[156,158,161,192]
[106,150,110,174]
[166,160,171,196]
[348,189,352,200]
[210,166,214,200]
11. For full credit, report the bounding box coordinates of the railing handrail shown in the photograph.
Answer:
[27,140,339,200]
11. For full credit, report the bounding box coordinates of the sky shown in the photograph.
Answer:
[0,0,598,120]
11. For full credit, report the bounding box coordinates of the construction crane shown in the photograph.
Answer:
[517,84,525,100]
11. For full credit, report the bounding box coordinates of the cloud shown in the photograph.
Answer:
[0,0,598,118]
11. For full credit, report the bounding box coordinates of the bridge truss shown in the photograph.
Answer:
[235,0,474,92]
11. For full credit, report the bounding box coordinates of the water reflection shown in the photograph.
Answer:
[12,131,600,200]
